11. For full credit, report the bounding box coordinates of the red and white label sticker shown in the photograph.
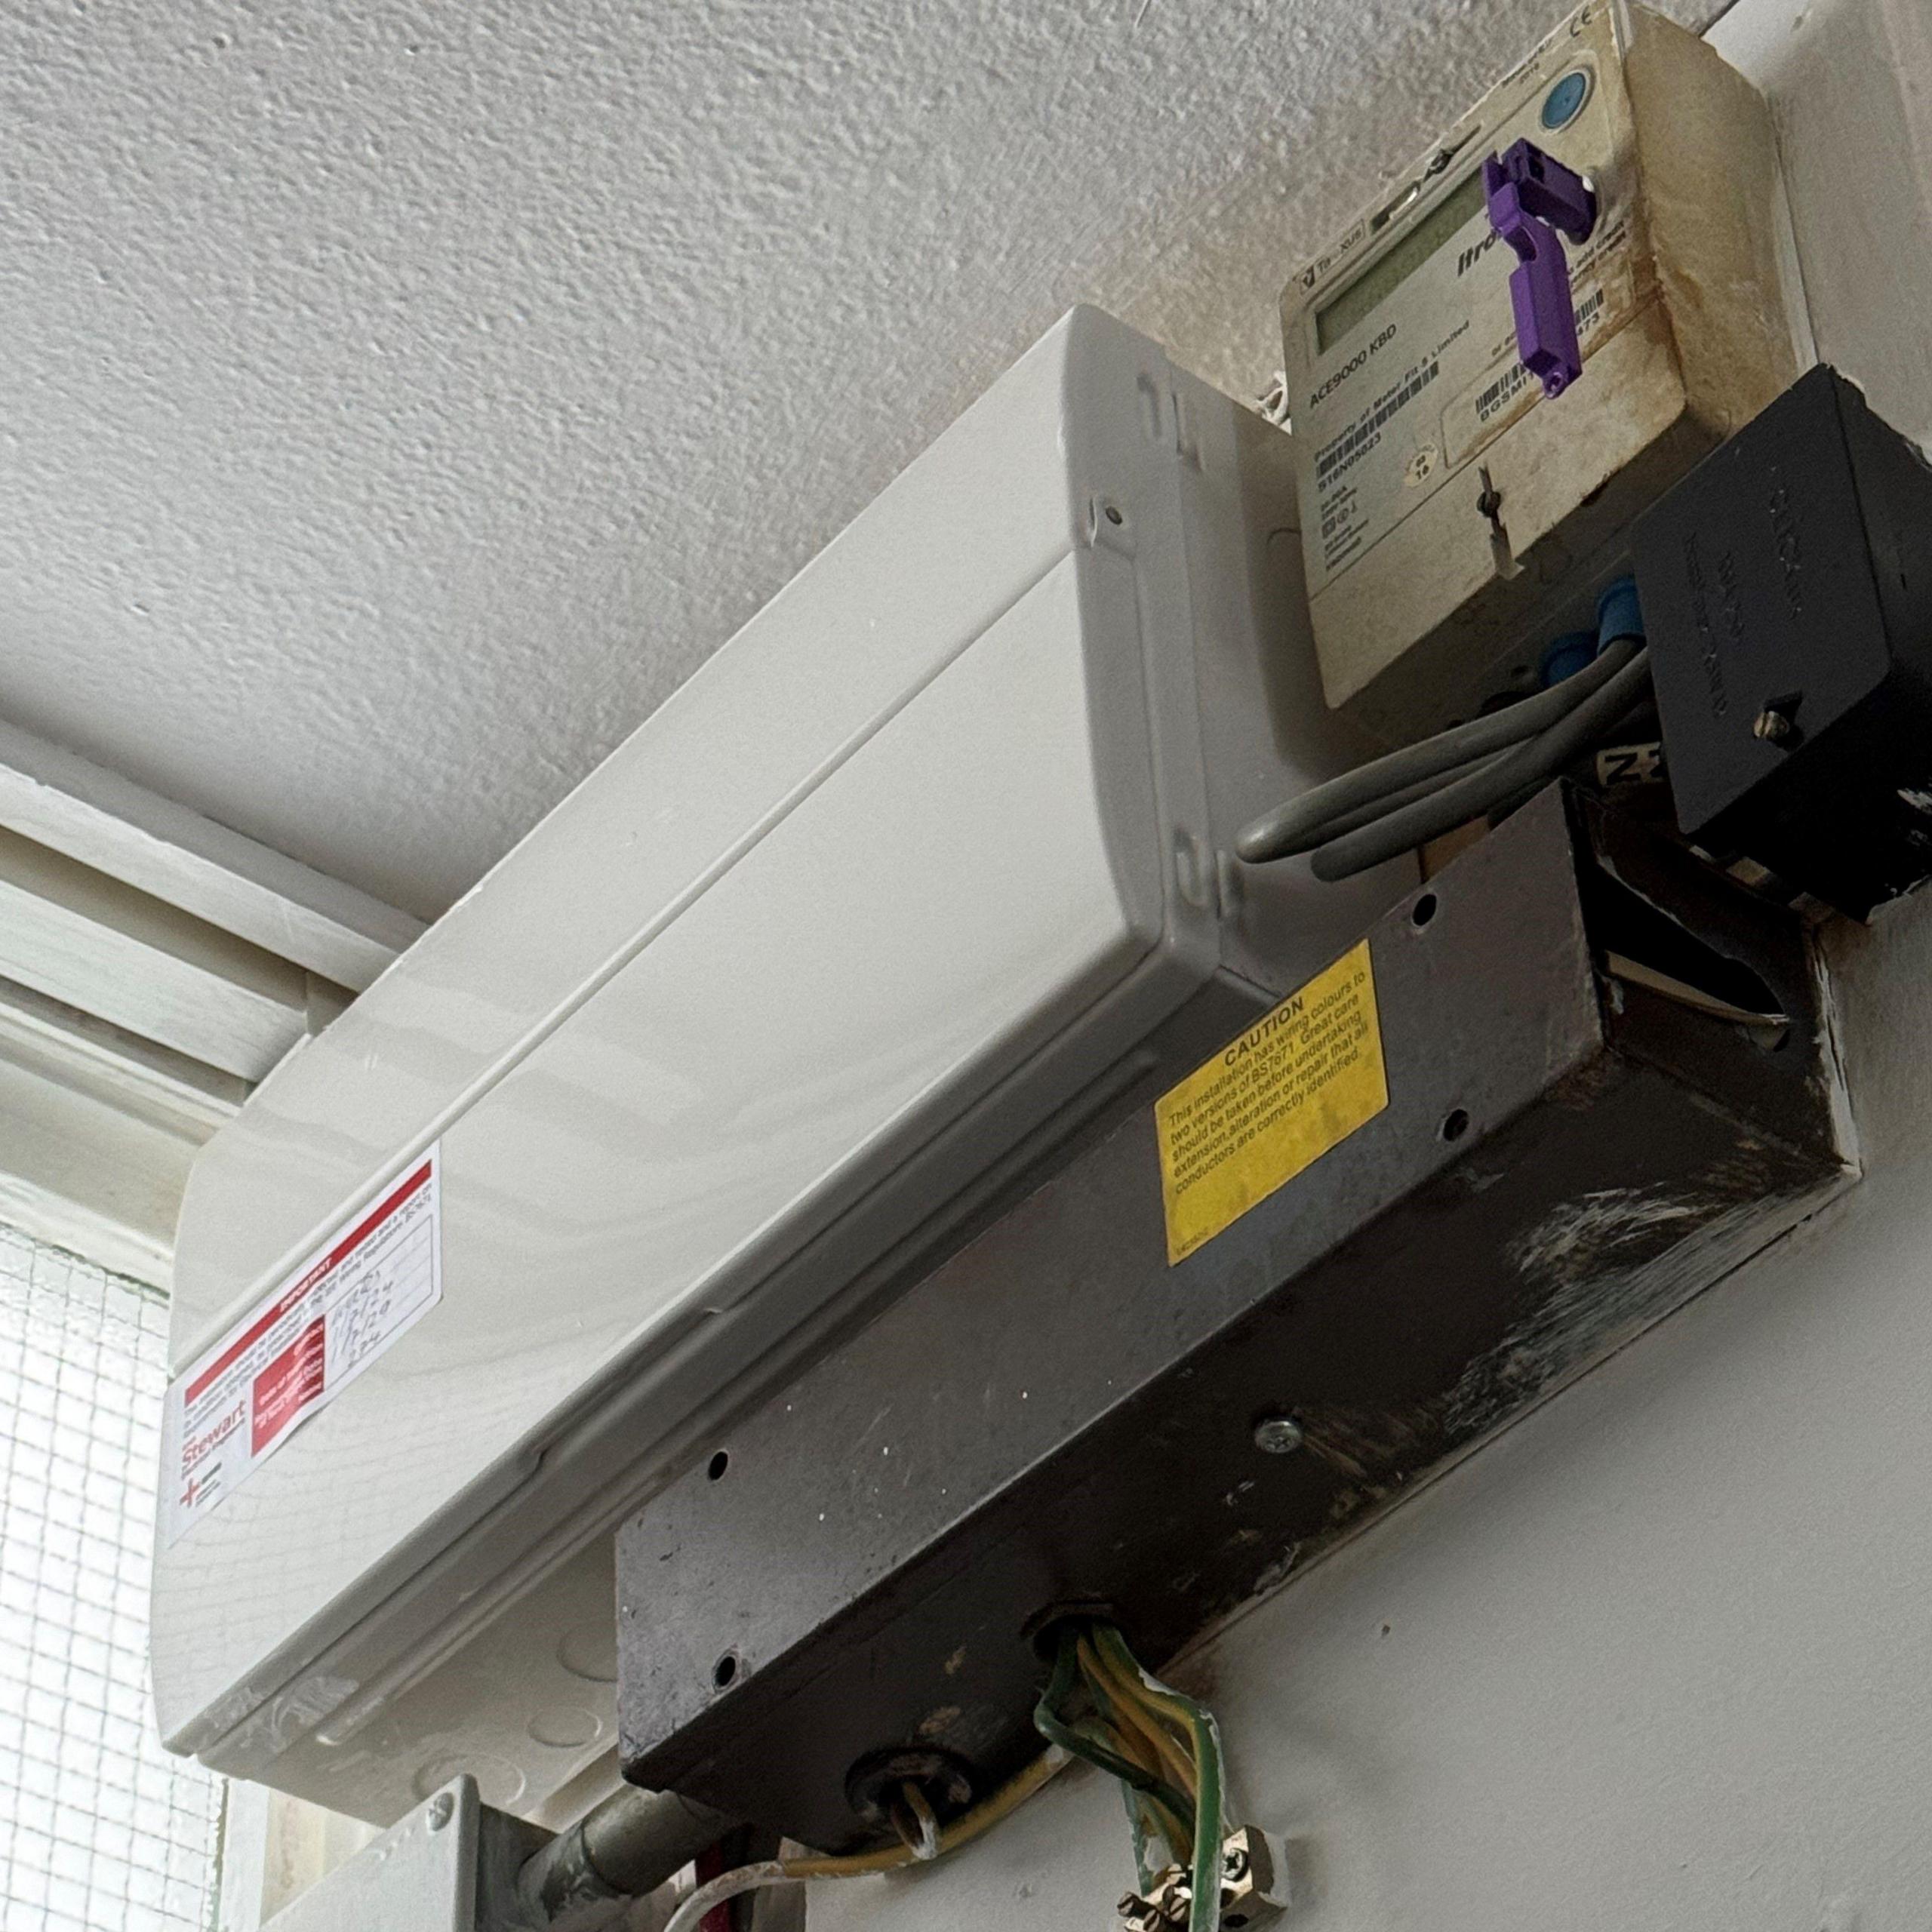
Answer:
[162,1146,442,1546]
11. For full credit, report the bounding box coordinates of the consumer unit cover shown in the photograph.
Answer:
[150,308,1397,1826]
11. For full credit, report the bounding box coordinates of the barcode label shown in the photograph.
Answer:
[1315,361,1441,484]
[1473,289,1609,425]
[1474,359,1533,423]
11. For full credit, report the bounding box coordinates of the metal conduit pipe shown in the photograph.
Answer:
[518,1784,737,1924]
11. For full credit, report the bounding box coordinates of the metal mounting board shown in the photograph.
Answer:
[617,788,1851,1850]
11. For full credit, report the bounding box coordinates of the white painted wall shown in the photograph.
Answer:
[805,2,1932,1926]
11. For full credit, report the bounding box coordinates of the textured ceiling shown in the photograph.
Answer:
[1,0,1713,918]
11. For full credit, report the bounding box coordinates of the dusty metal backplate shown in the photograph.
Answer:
[616,788,1852,1850]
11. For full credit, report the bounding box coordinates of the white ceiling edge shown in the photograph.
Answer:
[0,0,1718,919]
[0,718,421,988]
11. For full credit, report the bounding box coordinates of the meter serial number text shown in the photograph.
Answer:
[1309,325,1398,411]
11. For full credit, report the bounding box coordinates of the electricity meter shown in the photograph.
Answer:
[1281,1,1810,743]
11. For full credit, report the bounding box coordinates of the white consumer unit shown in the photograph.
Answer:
[150,307,1401,1826]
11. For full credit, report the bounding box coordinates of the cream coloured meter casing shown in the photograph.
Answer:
[1282,2,1809,743]
[149,307,1405,1829]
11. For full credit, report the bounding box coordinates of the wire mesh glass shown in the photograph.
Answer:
[0,1224,222,1932]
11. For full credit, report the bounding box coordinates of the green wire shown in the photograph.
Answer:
[1083,1660,1192,1863]
[1135,1785,1195,1870]
[1078,1633,1197,1807]
[1031,1630,1143,1789]
[1031,1629,1195,1827]
[1183,1704,1225,1932]
[1092,1626,1226,1932]
[1121,1783,1159,1894]
[1034,1623,1231,1930]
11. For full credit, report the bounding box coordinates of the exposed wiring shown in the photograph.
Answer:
[785,1744,1070,1877]
[661,1748,1072,1932]
[1078,1633,1198,1805]
[1121,1780,1164,1895]
[1034,1629,1195,1830]
[671,1625,1227,1932]
[1077,1704,1190,1887]
[1087,1683,1168,1790]
[1236,635,1644,866]
[1090,1626,1226,1932]
[663,1862,794,1932]
[1030,1620,1233,1932]
[1603,952,1789,1027]
[892,1780,941,1861]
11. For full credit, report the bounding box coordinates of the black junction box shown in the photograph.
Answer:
[1634,363,1932,919]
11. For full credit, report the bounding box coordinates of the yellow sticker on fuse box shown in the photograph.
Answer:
[1155,940,1386,1265]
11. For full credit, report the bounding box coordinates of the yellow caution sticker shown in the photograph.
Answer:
[1155,940,1387,1265]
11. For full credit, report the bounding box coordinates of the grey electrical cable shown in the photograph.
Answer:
[1299,747,1514,847]
[1235,637,1642,864]
[1469,644,1654,824]
[1309,646,1652,881]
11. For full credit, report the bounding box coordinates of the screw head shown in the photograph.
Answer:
[1253,1415,1305,1455]
[425,1791,454,1834]
[1223,1845,1251,1881]
[1753,706,1795,745]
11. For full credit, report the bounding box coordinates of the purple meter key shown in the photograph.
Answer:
[1483,138,1598,398]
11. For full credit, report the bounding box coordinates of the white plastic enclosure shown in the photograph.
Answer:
[151,307,1401,1826]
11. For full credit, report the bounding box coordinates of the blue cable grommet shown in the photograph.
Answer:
[1540,629,1599,687]
[1597,575,1644,647]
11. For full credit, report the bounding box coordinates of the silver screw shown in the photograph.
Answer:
[1753,706,1795,745]
[1253,1415,1304,1455]
[425,1791,454,1833]
[1223,1845,1251,1882]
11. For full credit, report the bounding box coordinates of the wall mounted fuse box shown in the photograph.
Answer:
[1282,0,1810,745]
[148,308,1403,1829]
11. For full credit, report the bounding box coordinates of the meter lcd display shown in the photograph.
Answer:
[1315,168,1490,353]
